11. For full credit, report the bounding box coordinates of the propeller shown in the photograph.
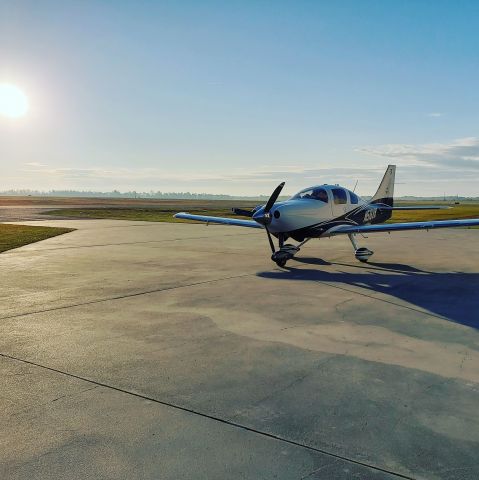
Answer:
[252,182,285,253]
[253,182,285,227]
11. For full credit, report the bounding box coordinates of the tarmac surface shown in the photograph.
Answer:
[1,219,478,480]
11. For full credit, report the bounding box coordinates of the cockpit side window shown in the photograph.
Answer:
[349,191,359,204]
[332,188,347,204]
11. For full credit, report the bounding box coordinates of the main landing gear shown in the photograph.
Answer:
[348,233,374,262]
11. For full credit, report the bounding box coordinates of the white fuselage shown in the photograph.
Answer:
[253,184,367,234]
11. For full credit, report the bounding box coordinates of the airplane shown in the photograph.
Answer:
[175,165,479,267]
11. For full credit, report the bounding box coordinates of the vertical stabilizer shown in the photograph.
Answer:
[371,165,395,206]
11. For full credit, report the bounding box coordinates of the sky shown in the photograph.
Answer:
[1,0,479,197]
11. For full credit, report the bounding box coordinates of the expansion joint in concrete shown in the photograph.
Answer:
[0,273,255,321]
[0,352,416,480]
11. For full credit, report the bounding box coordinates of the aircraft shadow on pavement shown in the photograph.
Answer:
[257,257,479,329]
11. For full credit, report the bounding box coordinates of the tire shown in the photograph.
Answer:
[275,258,287,268]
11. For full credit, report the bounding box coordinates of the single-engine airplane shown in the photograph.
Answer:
[175,165,479,267]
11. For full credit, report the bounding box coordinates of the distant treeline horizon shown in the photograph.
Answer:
[0,189,273,201]
[0,189,477,201]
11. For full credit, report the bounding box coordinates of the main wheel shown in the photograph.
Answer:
[355,247,374,263]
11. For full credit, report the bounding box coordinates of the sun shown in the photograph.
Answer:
[0,83,29,119]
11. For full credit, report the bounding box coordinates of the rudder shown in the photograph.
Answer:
[371,165,395,207]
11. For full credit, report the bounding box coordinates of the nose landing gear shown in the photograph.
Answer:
[270,234,311,267]
[272,244,300,267]
[348,233,374,263]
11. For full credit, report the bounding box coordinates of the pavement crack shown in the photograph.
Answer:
[334,297,353,322]
[51,385,99,403]
[460,349,469,370]
[300,461,339,479]
[242,371,312,410]
[8,384,100,417]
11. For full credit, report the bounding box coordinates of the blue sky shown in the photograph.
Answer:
[1,0,478,196]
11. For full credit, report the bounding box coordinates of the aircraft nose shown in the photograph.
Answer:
[251,205,282,228]
[252,207,264,221]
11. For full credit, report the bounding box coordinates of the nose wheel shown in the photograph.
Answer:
[272,254,288,268]
[271,244,300,267]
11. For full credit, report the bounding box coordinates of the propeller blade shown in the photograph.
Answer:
[264,182,285,213]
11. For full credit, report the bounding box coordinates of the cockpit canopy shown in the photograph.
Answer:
[290,186,360,205]
[291,187,329,202]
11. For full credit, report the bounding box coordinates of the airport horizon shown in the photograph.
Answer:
[1,2,479,197]
[0,188,478,202]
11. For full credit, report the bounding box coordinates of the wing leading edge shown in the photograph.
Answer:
[329,218,479,235]
[174,212,262,229]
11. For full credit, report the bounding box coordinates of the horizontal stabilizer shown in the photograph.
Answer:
[231,208,254,217]
[372,205,451,211]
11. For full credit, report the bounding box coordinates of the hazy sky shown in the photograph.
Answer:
[1,0,479,196]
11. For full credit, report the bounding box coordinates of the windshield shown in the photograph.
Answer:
[292,188,329,203]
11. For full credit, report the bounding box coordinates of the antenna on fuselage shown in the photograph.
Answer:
[353,180,359,192]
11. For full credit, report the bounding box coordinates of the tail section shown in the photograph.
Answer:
[371,165,395,207]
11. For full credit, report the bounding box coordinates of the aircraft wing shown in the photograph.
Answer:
[174,212,262,229]
[330,218,479,235]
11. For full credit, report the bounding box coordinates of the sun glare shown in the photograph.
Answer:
[0,83,29,119]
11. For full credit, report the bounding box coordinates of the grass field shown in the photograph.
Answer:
[390,202,479,223]
[42,200,261,223]
[42,201,479,224]
[0,224,74,253]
